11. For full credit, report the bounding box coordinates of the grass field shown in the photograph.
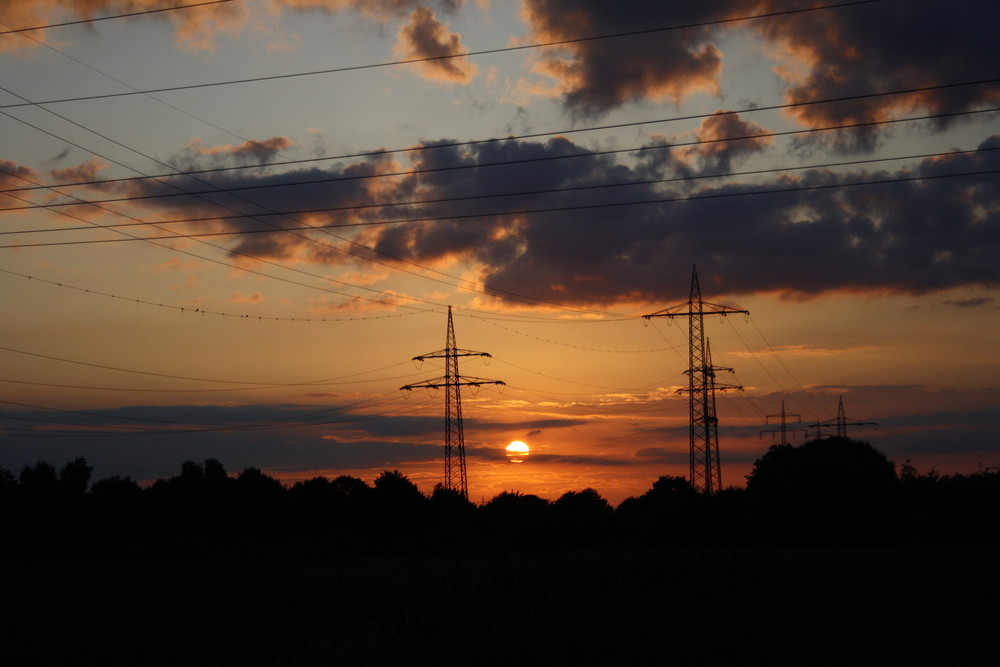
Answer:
[5,544,996,666]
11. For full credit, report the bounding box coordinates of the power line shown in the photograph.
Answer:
[0,0,886,109]
[475,318,679,354]
[0,267,432,324]
[6,78,996,197]
[0,0,234,35]
[6,164,996,249]
[0,91,619,317]
[7,144,997,236]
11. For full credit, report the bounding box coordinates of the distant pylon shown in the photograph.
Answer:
[401,306,504,499]
[643,266,747,494]
[760,400,808,444]
[811,396,877,438]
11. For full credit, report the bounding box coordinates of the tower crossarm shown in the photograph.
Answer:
[400,377,505,391]
[643,302,749,320]
[412,349,492,362]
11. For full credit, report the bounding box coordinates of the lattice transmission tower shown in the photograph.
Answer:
[401,306,504,498]
[811,396,877,438]
[760,400,808,444]
[643,266,747,494]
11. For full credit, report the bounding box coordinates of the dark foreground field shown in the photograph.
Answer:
[6,545,996,666]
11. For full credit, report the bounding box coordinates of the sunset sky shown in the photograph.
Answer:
[1,0,997,505]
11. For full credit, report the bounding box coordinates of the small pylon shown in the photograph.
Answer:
[810,396,877,438]
[760,400,808,444]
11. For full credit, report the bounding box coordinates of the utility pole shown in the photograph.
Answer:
[760,400,807,444]
[401,306,504,499]
[643,266,747,494]
[811,396,876,438]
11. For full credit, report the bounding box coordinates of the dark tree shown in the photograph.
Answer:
[746,437,896,506]
[745,437,897,543]
[90,475,142,502]
[481,491,552,546]
[373,470,426,505]
[234,467,283,499]
[59,457,93,497]
[552,488,613,545]
[371,471,427,544]
[330,475,371,500]
[19,461,59,499]
[614,475,699,545]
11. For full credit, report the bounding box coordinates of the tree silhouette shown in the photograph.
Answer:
[59,457,93,498]
[19,460,59,498]
[552,488,613,545]
[481,491,552,546]
[615,475,699,545]
[746,437,897,543]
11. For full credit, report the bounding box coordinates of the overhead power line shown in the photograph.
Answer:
[0,0,885,109]
[0,0,234,35]
[3,112,996,223]
[5,165,996,248]
[1,86,618,318]
[6,78,995,196]
[8,145,995,237]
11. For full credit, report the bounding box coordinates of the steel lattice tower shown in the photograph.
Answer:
[643,266,747,494]
[760,400,807,444]
[810,396,877,438]
[401,307,504,498]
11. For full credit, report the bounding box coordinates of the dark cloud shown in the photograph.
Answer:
[753,0,1000,151]
[169,137,296,171]
[520,0,1000,148]
[113,128,999,305]
[522,0,725,118]
[943,297,995,308]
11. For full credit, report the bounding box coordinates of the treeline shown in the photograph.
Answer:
[1,437,998,558]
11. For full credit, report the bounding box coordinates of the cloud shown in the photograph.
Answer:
[520,0,723,117]
[230,290,264,303]
[753,0,1000,151]
[279,0,464,19]
[173,137,295,170]
[943,297,995,308]
[517,1,1000,147]
[681,112,774,175]
[109,128,1000,305]
[0,0,464,53]
[394,5,478,84]
[49,157,109,184]
[0,160,39,189]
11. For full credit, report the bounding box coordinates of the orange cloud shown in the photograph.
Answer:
[0,0,248,53]
[394,5,477,84]
[49,157,108,184]
[230,290,264,303]
[0,160,39,188]
[188,137,294,161]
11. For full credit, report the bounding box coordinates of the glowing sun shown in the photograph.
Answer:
[505,440,530,463]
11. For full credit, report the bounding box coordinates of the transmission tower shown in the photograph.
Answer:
[643,266,747,494]
[400,306,504,499]
[760,400,808,444]
[811,396,877,438]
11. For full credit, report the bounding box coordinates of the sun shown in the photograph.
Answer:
[505,440,530,463]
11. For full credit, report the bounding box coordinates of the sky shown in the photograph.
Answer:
[1,0,997,505]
